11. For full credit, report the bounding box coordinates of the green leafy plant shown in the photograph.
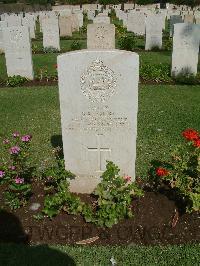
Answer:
[6,75,27,87]
[43,47,59,53]
[32,43,40,54]
[118,34,136,51]
[150,46,162,51]
[35,65,58,82]
[43,160,143,228]
[0,132,33,209]
[70,41,81,51]
[42,158,93,221]
[93,161,143,227]
[115,24,127,38]
[140,63,171,82]
[163,38,172,51]
[172,69,200,85]
[79,25,87,35]
[148,128,200,213]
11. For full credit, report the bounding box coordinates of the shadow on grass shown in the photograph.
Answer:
[0,210,75,266]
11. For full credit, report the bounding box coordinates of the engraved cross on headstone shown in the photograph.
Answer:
[88,134,111,173]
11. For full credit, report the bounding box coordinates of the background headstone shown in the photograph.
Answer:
[59,16,72,37]
[43,16,60,51]
[145,15,163,50]
[127,11,145,35]
[87,24,115,49]
[171,23,200,76]
[3,26,34,79]
[93,15,110,24]
[170,15,183,36]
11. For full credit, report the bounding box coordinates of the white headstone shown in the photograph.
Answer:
[93,15,110,24]
[184,14,194,23]
[145,15,163,50]
[0,21,7,53]
[43,17,60,51]
[3,26,34,80]
[71,14,79,31]
[6,15,22,27]
[58,50,139,193]
[170,15,183,36]
[87,10,95,21]
[172,23,200,76]
[127,12,145,35]
[59,16,72,37]
[22,16,35,39]
[87,24,115,49]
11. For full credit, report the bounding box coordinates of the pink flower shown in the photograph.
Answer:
[3,139,9,144]
[0,171,5,178]
[9,146,20,155]
[21,135,32,142]
[13,132,20,138]
[15,177,24,184]
[124,175,131,182]
[9,166,16,171]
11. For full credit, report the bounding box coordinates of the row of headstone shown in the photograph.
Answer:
[0,13,36,41]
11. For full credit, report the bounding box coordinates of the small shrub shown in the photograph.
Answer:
[70,41,81,51]
[43,161,143,227]
[79,25,87,35]
[43,47,59,53]
[118,34,136,51]
[140,63,171,82]
[172,69,200,85]
[42,159,93,220]
[148,128,200,213]
[164,38,172,51]
[6,75,27,87]
[115,24,127,38]
[93,161,143,227]
[35,65,58,82]
[150,46,162,51]
[0,132,33,209]
[32,43,40,54]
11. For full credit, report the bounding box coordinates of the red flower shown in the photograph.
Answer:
[193,139,200,148]
[123,175,131,182]
[156,167,169,177]
[182,129,199,141]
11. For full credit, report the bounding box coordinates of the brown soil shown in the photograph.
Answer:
[0,79,57,88]
[24,79,57,87]
[0,79,177,89]
[0,182,199,246]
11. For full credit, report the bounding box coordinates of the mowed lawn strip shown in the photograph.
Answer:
[0,243,199,266]
[0,85,200,177]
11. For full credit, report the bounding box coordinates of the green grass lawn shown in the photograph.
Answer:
[0,49,172,80]
[0,84,200,177]
[0,17,199,264]
[0,243,199,265]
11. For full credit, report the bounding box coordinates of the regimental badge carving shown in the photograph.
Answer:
[80,59,117,103]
